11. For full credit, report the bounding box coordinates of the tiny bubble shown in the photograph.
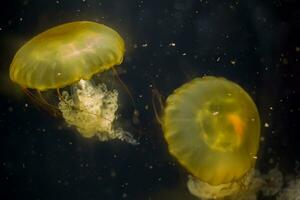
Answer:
[264,123,270,128]
[8,107,13,112]
[212,111,219,116]
[283,58,288,65]
[111,170,116,178]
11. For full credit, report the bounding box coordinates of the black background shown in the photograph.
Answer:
[0,0,299,199]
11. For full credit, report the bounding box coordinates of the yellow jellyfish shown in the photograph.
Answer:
[159,76,260,199]
[9,21,136,144]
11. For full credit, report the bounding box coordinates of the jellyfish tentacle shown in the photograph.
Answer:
[151,88,164,125]
[111,67,136,108]
[22,88,61,116]
[111,66,140,125]
[37,90,59,110]
[57,87,112,122]
[22,88,46,110]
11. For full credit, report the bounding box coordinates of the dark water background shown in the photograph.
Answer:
[0,0,299,199]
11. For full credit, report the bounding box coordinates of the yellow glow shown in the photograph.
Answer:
[9,21,125,90]
[162,76,260,186]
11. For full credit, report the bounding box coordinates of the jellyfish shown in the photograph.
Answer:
[9,21,137,144]
[154,76,261,199]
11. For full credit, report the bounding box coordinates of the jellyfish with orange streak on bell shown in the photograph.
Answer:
[9,21,137,144]
[160,76,261,199]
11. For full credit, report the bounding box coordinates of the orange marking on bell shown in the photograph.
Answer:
[227,114,244,137]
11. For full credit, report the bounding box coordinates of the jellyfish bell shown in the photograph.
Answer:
[9,21,137,144]
[157,76,261,199]
[10,21,125,91]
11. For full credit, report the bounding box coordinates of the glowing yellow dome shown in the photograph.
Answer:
[9,21,125,91]
[162,76,260,186]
